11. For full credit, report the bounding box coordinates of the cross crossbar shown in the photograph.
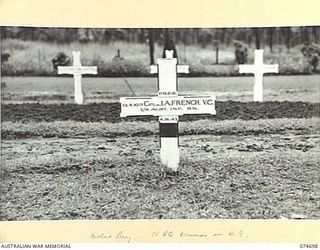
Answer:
[57,51,97,104]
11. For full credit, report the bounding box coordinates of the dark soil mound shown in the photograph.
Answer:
[1,101,319,123]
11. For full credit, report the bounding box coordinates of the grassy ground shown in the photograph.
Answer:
[2,118,319,139]
[2,75,320,104]
[1,39,315,76]
[1,118,319,220]
[0,72,319,220]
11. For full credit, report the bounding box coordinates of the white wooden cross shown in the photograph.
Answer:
[120,50,216,172]
[239,49,279,102]
[58,51,97,104]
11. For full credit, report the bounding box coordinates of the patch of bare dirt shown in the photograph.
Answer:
[2,101,319,123]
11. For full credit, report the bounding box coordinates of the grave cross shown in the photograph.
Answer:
[58,51,97,104]
[239,49,279,102]
[120,50,216,172]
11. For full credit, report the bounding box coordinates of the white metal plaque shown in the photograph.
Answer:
[120,95,216,117]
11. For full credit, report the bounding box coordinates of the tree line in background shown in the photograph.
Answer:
[1,26,320,76]
[2,26,319,48]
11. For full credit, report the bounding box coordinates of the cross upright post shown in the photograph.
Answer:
[120,50,216,172]
[58,51,97,104]
[239,49,279,102]
[150,50,190,171]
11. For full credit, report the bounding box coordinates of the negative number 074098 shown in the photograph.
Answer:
[300,244,318,248]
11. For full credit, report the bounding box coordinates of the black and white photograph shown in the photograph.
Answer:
[1,26,319,221]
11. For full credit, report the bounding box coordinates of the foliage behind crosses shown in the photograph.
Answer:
[1,53,10,62]
[51,52,71,70]
[1,26,318,48]
[234,41,248,64]
[301,43,320,73]
[1,26,319,76]
[162,29,178,59]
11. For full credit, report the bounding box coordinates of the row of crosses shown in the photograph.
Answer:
[58,50,279,104]
[59,50,279,172]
